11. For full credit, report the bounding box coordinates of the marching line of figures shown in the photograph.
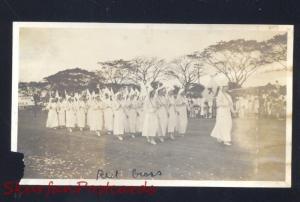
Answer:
[45,85,188,145]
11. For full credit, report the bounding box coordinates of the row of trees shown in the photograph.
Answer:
[23,32,286,95]
[95,33,287,90]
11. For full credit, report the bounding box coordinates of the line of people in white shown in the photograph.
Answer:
[45,84,188,145]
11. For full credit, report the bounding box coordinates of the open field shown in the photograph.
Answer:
[17,109,286,181]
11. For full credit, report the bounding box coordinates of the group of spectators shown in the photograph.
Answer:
[186,82,286,120]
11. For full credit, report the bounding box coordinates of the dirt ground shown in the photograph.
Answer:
[17,109,286,181]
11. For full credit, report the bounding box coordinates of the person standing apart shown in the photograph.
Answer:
[45,98,59,129]
[210,86,235,145]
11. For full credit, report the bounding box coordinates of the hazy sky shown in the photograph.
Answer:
[18,24,286,84]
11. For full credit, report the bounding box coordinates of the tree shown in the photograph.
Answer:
[129,57,166,86]
[166,56,204,91]
[44,67,100,91]
[261,33,287,69]
[97,59,132,85]
[188,39,266,88]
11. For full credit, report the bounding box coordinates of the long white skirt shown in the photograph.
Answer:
[89,110,103,131]
[46,109,59,128]
[157,107,168,136]
[168,106,177,133]
[86,108,93,128]
[113,109,125,135]
[211,107,232,142]
[104,108,114,131]
[66,110,76,128]
[142,112,159,137]
[177,106,188,134]
[124,112,130,133]
[58,110,66,126]
[136,109,144,133]
[77,109,86,128]
[128,109,137,133]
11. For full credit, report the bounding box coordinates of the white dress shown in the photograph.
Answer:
[128,100,138,133]
[157,96,169,136]
[210,92,233,142]
[65,101,76,128]
[123,100,130,133]
[113,100,125,135]
[167,97,177,133]
[142,97,159,137]
[136,99,144,133]
[86,99,93,128]
[57,101,66,127]
[103,99,114,132]
[176,96,188,134]
[89,100,103,131]
[46,102,59,128]
[76,101,86,128]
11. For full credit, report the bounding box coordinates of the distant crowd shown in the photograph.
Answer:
[186,82,286,120]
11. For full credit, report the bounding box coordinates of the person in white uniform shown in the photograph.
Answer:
[142,88,160,145]
[57,97,67,128]
[86,94,94,129]
[156,87,169,142]
[89,96,104,136]
[122,94,130,137]
[210,86,236,145]
[167,89,177,140]
[175,89,188,136]
[46,98,59,129]
[65,97,76,132]
[128,94,138,138]
[103,94,114,135]
[112,93,126,141]
[76,96,87,131]
[135,95,144,135]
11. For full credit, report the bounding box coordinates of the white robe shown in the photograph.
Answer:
[65,102,76,128]
[113,100,126,135]
[89,100,103,131]
[142,97,159,137]
[57,101,66,126]
[136,99,144,133]
[167,97,177,133]
[76,101,86,128]
[103,99,114,132]
[46,102,59,128]
[128,100,138,133]
[86,99,94,128]
[123,100,130,133]
[211,92,233,142]
[157,96,168,136]
[176,96,188,134]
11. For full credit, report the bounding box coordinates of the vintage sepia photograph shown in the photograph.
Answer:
[11,23,293,187]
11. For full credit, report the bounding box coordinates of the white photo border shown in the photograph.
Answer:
[11,22,294,187]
